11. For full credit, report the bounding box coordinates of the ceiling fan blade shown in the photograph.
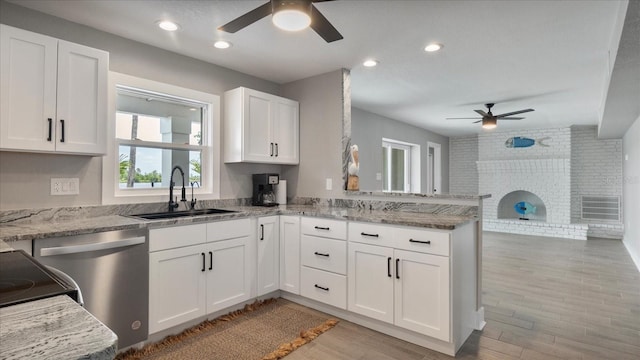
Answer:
[218,2,272,33]
[498,117,524,120]
[446,117,482,120]
[472,120,483,124]
[309,4,343,42]
[495,109,534,118]
[474,110,488,116]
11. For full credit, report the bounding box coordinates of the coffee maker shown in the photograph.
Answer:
[252,173,279,206]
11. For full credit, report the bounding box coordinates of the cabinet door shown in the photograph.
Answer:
[0,24,57,152]
[55,40,108,154]
[243,89,273,162]
[394,249,450,341]
[280,216,300,294]
[347,242,394,323]
[149,244,208,334]
[206,237,252,313]
[272,98,299,164]
[257,216,280,296]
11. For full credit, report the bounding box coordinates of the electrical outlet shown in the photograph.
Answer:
[326,178,332,191]
[376,172,382,181]
[51,178,79,195]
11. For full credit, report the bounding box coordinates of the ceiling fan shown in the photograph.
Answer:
[218,0,343,43]
[447,103,534,129]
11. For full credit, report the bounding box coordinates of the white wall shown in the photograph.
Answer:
[280,70,346,199]
[352,107,449,193]
[570,126,623,223]
[0,1,283,209]
[449,136,478,194]
[623,115,640,271]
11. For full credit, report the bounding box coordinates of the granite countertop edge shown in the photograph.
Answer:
[0,295,117,360]
[0,205,478,243]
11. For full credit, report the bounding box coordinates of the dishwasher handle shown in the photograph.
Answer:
[39,236,146,256]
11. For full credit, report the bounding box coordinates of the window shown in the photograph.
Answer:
[103,73,220,204]
[382,139,414,192]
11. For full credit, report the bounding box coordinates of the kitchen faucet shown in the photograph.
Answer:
[189,181,200,210]
[168,165,187,212]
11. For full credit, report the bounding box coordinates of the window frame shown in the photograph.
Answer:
[102,72,220,204]
[382,139,411,193]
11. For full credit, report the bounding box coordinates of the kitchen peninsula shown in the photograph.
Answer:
[0,195,486,357]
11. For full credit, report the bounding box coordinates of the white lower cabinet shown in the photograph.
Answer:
[257,216,280,296]
[299,217,347,309]
[149,219,253,334]
[348,223,451,342]
[279,216,300,294]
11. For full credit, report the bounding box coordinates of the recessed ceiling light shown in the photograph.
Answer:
[214,40,232,49]
[158,20,180,32]
[363,59,378,67]
[424,43,443,52]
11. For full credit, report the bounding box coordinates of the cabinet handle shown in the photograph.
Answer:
[275,143,278,157]
[314,251,330,257]
[270,143,274,156]
[314,226,330,230]
[260,224,264,240]
[201,252,205,272]
[47,118,52,141]
[314,284,329,291]
[209,251,213,270]
[387,257,392,277]
[59,119,65,142]
[361,232,379,238]
[396,258,400,279]
[409,239,431,245]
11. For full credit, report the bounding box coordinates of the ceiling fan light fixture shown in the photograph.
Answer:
[272,1,312,31]
[482,118,497,129]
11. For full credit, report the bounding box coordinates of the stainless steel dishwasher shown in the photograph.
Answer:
[34,228,148,349]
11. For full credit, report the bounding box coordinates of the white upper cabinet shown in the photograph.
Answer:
[224,87,299,164]
[0,25,108,155]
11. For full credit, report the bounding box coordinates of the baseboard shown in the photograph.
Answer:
[623,239,640,272]
[475,306,486,330]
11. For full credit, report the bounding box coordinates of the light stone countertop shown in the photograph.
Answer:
[0,295,117,360]
[0,205,478,243]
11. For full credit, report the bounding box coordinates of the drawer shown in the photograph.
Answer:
[301,217,347,240]
[348,222,395,247]
[206,218,251,242]
[393,227,450,256]
[300,266,347,309]
[150,223,206,252]
[301,235,347,275]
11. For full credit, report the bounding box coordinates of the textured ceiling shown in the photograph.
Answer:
[6,0,629,136]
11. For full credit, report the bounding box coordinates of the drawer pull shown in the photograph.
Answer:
[314,284,329,291]
[409,239,431,245]
[314,226,330,230]
[361,232,379,238]
[314,251,330,257]
[387,257,392,277]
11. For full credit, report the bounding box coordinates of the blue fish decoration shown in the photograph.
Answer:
[514,201,537,215]
[505,136,550,148]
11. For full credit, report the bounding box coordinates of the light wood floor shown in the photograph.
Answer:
[286,231,640,360]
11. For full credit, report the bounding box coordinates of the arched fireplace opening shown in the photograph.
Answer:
[498,191,547,221]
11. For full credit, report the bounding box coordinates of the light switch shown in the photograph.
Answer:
[326,178,332,190]
[376,172,382,181]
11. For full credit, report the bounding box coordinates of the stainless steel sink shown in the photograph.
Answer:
[131,208,237,220]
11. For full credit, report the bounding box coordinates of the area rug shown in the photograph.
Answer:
[116,298,338,360]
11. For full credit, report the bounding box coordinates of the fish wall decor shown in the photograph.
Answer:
[514,201,537,216]
[505,136,550,148]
